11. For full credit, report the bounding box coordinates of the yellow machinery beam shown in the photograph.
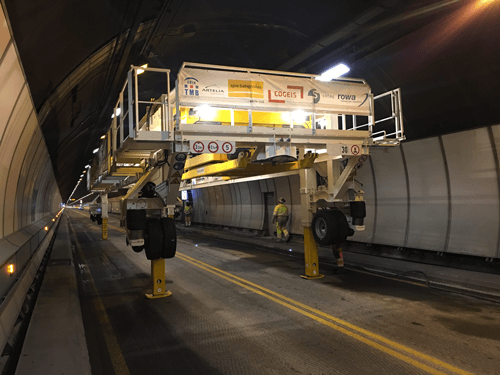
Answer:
[182,152,251,180]
[182,152,317,180]
[110,166,145,176]
[184,153,229,170]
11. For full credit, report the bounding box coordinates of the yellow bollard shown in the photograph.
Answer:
[102,218,108,240]
[145,214,174,299]
[300,227,324,279]
[145,258,172,299]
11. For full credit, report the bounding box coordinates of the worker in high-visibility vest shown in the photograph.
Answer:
[273,197,290,242]
[184,202,193,227]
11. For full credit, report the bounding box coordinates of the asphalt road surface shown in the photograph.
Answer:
[67,209,500,375]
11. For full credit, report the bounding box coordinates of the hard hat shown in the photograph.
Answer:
[278,197,285,203]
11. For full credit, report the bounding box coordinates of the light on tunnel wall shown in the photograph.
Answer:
[100,135,106,139]
[44,226,49,231]
[7,264,14,274]
[93,148,99,154]
[316,63,350,81]
[52,218,55,222]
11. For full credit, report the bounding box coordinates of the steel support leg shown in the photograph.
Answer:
[101,193,108,240]
[300,227,324,279]
[146,259,172,299]
[146,214,173,299]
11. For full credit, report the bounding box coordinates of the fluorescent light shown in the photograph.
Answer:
[195,104,216,119]
[93,148,99,154]
[316,63,350,81]
[137,64,148,75]
[291,110,308,123]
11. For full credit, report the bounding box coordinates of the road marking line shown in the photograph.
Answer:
[177,252,472,375]
[69,211,471,374]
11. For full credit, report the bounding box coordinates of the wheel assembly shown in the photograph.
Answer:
[160,217,177,258]
[311,210,351,246]
[127,209,147,230]
[144,218,162,260]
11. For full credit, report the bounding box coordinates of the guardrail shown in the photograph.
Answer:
[0,212,62,356]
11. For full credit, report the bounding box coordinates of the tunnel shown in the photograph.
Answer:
[0,1,499,374]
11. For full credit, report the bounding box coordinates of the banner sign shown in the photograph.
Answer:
[178,68,371,116]
[190,140,236,154]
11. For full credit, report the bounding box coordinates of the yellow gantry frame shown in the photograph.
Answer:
[182,152,318,180]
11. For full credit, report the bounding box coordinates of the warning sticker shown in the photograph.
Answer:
[171,171,182,178]
[170,178,180,184]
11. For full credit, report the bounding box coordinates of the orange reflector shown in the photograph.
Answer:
[7,264,14,274]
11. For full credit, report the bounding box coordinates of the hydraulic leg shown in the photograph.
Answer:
[145,212,173,299]
[301,227,324,279]
[101,193,108,240]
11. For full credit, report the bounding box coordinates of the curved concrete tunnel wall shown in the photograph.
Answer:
[189,124,500,259]
[0,6,61,291]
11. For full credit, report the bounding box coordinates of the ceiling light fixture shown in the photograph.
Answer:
[137,64,148,75]
[316,63,350,81]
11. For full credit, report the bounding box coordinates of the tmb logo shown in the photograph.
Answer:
[184,77,199,96]
[308,89,320,104]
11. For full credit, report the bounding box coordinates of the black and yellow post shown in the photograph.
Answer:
[145,213,173,299]
[102,218,108,240]
[101,193,108,240]
[301,227,324,279]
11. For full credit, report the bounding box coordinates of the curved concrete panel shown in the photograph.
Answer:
[221,184,233,227]
[442,128,499,256]
[238,183,251,229]
[403,138,448,251]
[248,181,263,230]
[370,147,408,246]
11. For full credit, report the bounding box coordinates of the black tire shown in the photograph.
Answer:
[330,210,350,245]
[127,209,147,230]
[132,246,144,253]
[90,215,95,222]
[160,218,176,258]
[145,219,162,260]
[96,215,102,225]
[311,210,337,246]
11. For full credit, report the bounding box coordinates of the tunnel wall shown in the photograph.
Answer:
[189,124,500,259]
[0,5,62,293]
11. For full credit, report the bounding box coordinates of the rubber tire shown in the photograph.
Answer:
[127,209,147,230]
[330,210,350,245]
[96,215,102,225]
[311,210,338,246]
[160,218,177,258]
[90,215,95,222]
[145,219,162,260]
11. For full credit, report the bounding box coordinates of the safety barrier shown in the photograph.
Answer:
[0,213,61,355]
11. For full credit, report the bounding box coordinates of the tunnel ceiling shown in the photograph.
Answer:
[4,0,500,200]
